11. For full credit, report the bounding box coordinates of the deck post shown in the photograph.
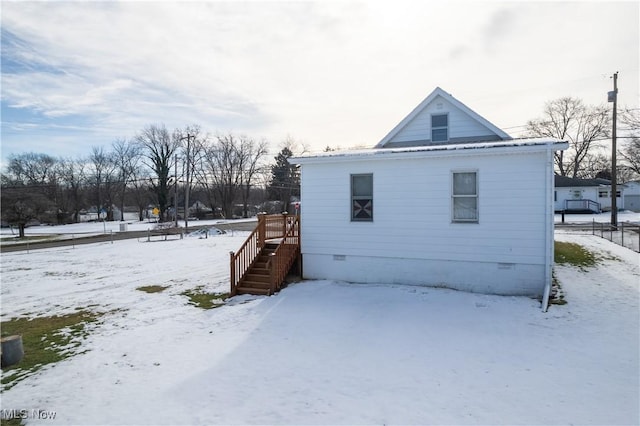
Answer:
[281,212,287,238]
[258,213,266,247]
[230,251,236,296]
[269,254,276,295]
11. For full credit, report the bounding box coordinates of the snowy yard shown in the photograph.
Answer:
[1,228,638,425]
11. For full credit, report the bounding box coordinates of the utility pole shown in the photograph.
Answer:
[184,134,191,233]
[174,154,179,228]
[608,72,618,228]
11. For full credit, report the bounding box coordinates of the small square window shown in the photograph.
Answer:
[351,174,373,221]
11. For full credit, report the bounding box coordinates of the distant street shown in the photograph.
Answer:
[0,221,258,253]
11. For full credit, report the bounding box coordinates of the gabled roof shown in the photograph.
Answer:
[375,87,511,148]
[554,175,612,187]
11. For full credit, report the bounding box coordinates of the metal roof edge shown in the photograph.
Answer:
[290,138,568,164]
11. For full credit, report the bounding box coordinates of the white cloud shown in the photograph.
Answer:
[1,1,638,159]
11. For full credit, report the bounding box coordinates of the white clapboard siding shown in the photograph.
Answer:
[294,140,564,297]
[301,149,546,264]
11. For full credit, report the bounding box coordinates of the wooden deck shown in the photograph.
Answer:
[230,214,300,296]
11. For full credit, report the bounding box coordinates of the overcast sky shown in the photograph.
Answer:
[1,1,638,161]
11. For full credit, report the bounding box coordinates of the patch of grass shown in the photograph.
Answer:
[136,285,169,294]
[554,241,597,269]
[1,310,103,391]
[181,287,229,310]
[1,417,24,426]
[549,271,567,305]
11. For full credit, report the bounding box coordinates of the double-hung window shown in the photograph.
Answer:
[452,171,478,223]
[431,113,448,142]
[351,174,373,221]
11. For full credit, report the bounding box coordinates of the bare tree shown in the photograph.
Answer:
[190,134,218,217]
[130,167,153,221]
[174,125,205,218]
[619,109,640,179]
[135,124,180,223]
[526,97,610,178]
[4,152,57,186]
[580,154,635,183]
[0,187,51,237]
[620,139,640,178]
[202,133,243,219]
[88,146,117,221]
[1,152,60,226]
[112,138,142,221]
[57,157,87,223]
[194,133,267,219]
[238,136,269,217]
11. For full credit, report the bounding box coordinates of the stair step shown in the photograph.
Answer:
[240,280,271,289]
[250,268,270,275]
[245,273,270,283]
[235,286,271,296]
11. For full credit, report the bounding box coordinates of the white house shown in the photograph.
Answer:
[290,87,568,309]
[554,176,624,213]
[623,181,640,212]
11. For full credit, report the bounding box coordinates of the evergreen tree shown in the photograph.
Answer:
[268,147,299,212]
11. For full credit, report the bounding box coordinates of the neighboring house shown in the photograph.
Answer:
[554,176,624,213]
[290,87,568,309]
[623,181,640,212]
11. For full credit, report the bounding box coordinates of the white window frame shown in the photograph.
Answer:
[451,170,478,223]
[431,113,449,142]
[351,173,373,222]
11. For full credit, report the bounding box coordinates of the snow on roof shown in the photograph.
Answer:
[290,138,568,164]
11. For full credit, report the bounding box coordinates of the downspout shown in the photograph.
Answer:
[542,146,553,312]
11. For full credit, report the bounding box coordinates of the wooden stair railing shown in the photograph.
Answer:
[229,220,262,296]
[266,215,300,295]
[230,214,300,296]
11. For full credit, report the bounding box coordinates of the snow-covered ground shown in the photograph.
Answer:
[0,218,257,242]
[554,210,640,224]
[1,210,637,241]
[1,230,638,425]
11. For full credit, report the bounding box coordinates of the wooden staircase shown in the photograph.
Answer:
[235,243,278,296]
[230,214,300,296]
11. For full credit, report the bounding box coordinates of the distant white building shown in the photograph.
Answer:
[623,181,640,212]
[290,87,568,308]
[554,176,624,213]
